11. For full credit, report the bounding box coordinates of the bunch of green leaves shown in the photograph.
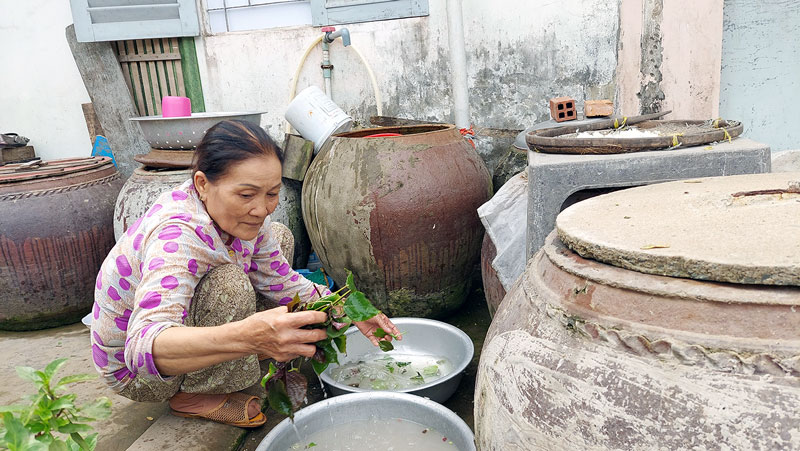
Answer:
[261,270,387,420]
[0,358,111,451]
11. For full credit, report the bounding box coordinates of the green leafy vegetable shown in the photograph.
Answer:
[267,380,293,420]
[379,341,394,352]
[344,291,381,322]
[261,270,390,421]
[0,359,111,451]
[422,365,439,377]
[410,372,425,384]
[333,335,347,355]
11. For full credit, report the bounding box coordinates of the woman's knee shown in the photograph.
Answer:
[190,264,256,327]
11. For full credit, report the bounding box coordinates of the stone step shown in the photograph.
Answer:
[125,410,246,451]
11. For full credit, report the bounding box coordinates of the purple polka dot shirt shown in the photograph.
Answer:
[90,180,328,392]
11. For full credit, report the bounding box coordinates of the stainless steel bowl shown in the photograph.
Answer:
[256,392,475,451]
[130,112,265,149]
[320,317,474,403]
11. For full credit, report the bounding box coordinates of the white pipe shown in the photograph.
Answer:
[285,37,384,134]
[446,0,471,129]
[349,44,384,118]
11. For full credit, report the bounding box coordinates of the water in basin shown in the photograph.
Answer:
[330,353,453,390]
[288,417,459,450]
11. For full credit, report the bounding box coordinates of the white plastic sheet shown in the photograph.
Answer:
[477,171,528,291]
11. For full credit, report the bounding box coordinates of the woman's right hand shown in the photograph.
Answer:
[242,306,328,362]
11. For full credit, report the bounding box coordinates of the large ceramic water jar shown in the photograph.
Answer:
[113,167,193,240]
[475,172,800,449]
[0,157,123,330]
[302,125,492,317]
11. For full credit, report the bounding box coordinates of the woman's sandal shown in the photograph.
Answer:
[171,392,267,428]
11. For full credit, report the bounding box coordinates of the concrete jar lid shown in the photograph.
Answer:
[556,171,800,286]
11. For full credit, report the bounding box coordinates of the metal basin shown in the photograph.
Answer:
[256,392,475,451]
[320,318,473,403]
[130,111,264,149]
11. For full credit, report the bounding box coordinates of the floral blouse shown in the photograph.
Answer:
[90,179,325,392]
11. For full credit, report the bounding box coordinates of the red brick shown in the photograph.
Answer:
[584,99,614,117]
[549,96,577,122]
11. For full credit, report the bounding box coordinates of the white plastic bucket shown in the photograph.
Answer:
[285,86,353,153]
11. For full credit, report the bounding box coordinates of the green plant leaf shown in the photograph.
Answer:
[373,328,387,339]
[287,293,303,312]
[71,433,96,451]
[27,421,47,434]
[15,367,38,384]
[47,437,69,451]
[261,362,279,389]
[326,322,350,339]
[55,375,96,390]
[378,341,394,352]
[57,423,92,434]
[343,291,380,322]
[319,293,341,304]
[310,359,329,375]
[34,371,49,387]
[317,339,339,366]
[267,380,294,420]
[333,335,346,355]
[50,395,77,412]
[44,359,68,380]
[422,365,439,376]
[346,271,356,292]
[410,372,425,384]
[67,432,93,451]
[3,412,38,451]
[77,398,111,421]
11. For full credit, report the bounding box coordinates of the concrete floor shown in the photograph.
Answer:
[0,278,491,451]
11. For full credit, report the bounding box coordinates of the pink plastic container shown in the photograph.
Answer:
[161,96,191,118]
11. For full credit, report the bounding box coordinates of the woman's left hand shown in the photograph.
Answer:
[355,313,402,347]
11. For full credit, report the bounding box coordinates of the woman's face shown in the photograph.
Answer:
[193,154,282,241]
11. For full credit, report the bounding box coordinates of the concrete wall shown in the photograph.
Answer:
[1,0,732,163]
[0,1,91,161]
[617,0,724,119]
[720,0,800,152]
[197,0,621,141]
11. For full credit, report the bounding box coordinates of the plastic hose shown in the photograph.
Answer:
[285,37,384,134]
[286,35,324,134]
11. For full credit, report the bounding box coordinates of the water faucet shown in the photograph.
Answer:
[322,27,351,47]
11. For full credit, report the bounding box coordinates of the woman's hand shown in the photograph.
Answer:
[243,306,328,362]
[354,313,402,347]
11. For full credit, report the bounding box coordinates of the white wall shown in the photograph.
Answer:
[197,0,621,143]
[0,0,733,163]
[617,0,724,119]
[0,0,91,161]
[720,0,800,152]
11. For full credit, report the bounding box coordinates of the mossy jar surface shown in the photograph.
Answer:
[302,125,492,318]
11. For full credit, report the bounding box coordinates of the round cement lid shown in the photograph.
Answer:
[556,172,800,286]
